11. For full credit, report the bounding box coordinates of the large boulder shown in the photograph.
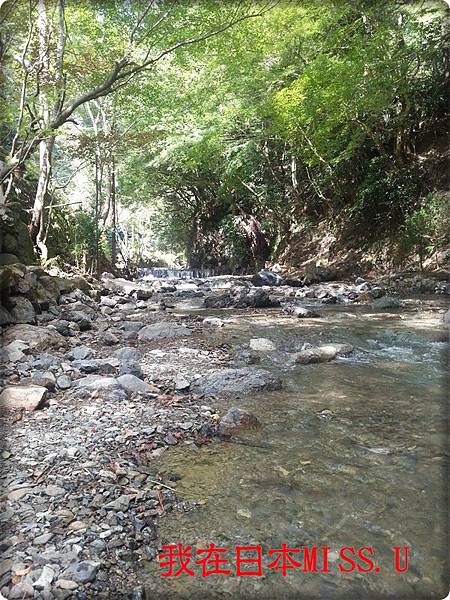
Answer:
[138,321,192,341]
[204,287,279,309]
[116,374,153,394]
[59,308,93,331]
[0,202,35,264]
[72,375,128,401]
[2,324,65,350]
[100,275,138,296]
[192,367,281,397]
[371,296,403,309]
[303,265,339,284]
[0,385,47,411]
[0,340,29,363]
[0,253,20,265]
[9,296,36,324]
[252,270,283,287]
[0,305,13,325]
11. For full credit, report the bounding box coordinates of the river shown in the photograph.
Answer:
[142,298,448,599]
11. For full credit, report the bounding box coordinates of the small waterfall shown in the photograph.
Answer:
[137,266,223,280]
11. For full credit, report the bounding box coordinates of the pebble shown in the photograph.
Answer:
[56,579,78,591]
[33,565,55,589]
[45,485,66,497]
[34,533,53,545]
[9,583,34,598]
[56,375,72,390]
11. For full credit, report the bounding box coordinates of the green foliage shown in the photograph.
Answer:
[69,211,97,267]
[2,0,448,269]
[398,193,450,268]
[349,156,422,239]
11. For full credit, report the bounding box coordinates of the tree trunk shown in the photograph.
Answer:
[111,156,117,265]
[94,154,101,276]
[30,0,66,256]
[30,136,54,249]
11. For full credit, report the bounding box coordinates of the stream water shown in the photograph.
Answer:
[143,300,448,599]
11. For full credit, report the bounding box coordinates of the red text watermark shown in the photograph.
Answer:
[159,544,410,577]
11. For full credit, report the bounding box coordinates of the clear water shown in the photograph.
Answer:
[143,301,449,599]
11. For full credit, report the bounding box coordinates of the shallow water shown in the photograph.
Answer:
[144,300,449,599]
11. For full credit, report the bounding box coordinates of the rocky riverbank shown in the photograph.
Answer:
[0,265,449,598]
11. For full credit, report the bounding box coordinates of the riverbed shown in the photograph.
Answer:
[144,300,448,599]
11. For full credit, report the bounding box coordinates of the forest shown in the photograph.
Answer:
[0,2,449,600]
[1,0,448,275]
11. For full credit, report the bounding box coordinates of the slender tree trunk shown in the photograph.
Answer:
[33,136,55,259]
[111,156,117,265]
[30,0,66,256]
[94,154,101,276]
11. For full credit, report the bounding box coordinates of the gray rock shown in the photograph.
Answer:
[135,288,153,300]
[234,350,261,365]
[113,346,142,362]
[174,375,190,390]
[33,533,54,545]
[56,375,72,390]
[59,309,92,331]
[31,370,56,390]
[443,308,450,325]
[52,319,74,337]
[0,305,13,325]
[104,494,132,511]
[138,322,192,340]
[2,324,64,350]
[371,296,402,309]
[90,539,106,553]
[204,288,279,309]
[252,270,283,287]
[1,340,29,362]
[116,374,153,394]
[32,353,59,369]
[61,561,99,584]
[102,331,119,346]
[192,367,281,397]
[218,406,260,436]
[249,338,276,351]
[295,343,354,364]
[118,361,144,380]
[202,317,224,327]
[283,304,320,318]
[9,296,36,324]
[45,485,65,497]
[9,582,34,598]
[73,358,117,375]
[100,296,117,307]
[0,385,47,411]
[120,321,144,333]
[100,276,137,296]
[73,376,128,401]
